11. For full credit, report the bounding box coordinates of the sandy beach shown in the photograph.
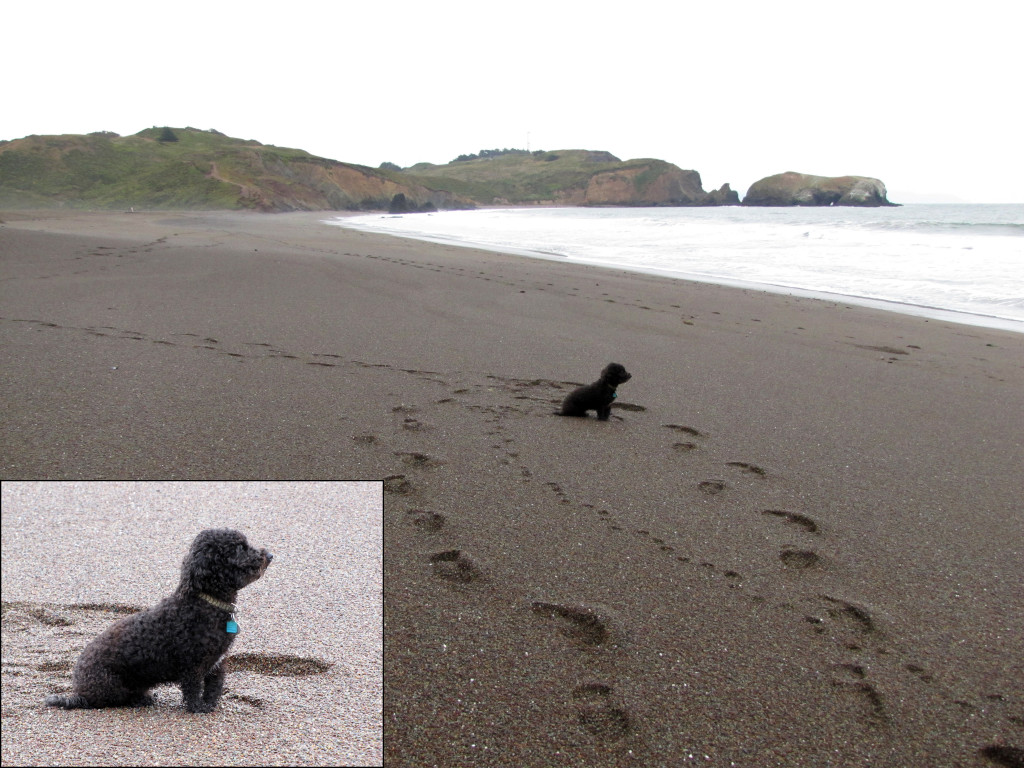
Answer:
[1,210,1022,766]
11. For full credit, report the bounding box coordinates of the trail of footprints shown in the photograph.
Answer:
[0,319,472,392]
[383,390,888,742]
[382,387,1019,748]
[378,381,863,740]
[19,304,999,746]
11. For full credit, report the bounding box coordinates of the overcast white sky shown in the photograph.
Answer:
[3,1,1022,203]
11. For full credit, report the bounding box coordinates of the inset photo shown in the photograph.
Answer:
[1,481,381,766]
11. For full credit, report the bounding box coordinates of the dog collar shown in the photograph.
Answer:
[198,593,236,612]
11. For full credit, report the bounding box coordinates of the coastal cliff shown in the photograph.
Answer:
[399,150,739,207]
[7,128,899,212]
[742,172,895,207]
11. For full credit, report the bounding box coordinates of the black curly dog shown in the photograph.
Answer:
[45,529,272,713]
[558,362,632,420]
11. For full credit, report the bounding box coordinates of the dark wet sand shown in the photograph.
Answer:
[2,210,1023,766]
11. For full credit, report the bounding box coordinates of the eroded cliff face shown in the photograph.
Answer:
[218,151,470,212]
[553,163,735,206]
[743,172,895,206]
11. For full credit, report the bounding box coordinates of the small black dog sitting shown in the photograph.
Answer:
[558,363,632,420]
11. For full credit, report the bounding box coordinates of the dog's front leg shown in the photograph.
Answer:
[181,674,214,713]
[199,660,227,709]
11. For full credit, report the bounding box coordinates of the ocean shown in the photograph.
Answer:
[328,204,1024,332]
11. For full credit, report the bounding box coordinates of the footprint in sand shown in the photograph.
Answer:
[831,667,888,726]
[780,547,822,570]
[406,510,445,532]
[762,510,819,534]
[831,677,889,726]
[613,403,646,412]
[395,451,442,467]
[383,474,412,494]
[530,601,612,646]
[980,745,1024,767]
[698,480,726,495]
[853,343,910,356]
[820,595,878,635]
[726,461,767,476]
[904,663,933,683]
[663,424,704,437]
[428,550,484,583]
[572,683,631,741]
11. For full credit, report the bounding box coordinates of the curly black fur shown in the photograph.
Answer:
[558,363,632,420]
[45,529,272,714]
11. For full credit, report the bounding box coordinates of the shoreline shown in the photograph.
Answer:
[2,210,1022,765]
[328,207,1024,335]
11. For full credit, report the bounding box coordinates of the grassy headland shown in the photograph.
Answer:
[0,130,730,211]
[0,128,468,212]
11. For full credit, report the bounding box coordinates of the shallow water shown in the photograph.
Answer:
[329,204,1024,332]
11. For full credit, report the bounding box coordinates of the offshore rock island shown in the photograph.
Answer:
[742,171,896,207]
[0,127,893,210]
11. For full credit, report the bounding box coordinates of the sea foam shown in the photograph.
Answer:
[328,204,1024,332]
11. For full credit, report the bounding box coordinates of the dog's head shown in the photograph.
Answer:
[600,363,631,387]
[180,528,273,597]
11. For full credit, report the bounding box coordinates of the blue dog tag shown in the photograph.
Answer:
[226,620,239,634]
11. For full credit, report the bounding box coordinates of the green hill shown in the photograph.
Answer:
[0,130,738,210]
[0,128,470,211]
[391,149,736,206]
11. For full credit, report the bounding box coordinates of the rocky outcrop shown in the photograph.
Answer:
[707,183,740,206]
[552,163,735,206]
[589,165,705,205]
[743,172,895,206]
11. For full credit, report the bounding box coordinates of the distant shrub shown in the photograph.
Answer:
[157,127,179,143]
[452,148,530,163]
[379,161,402,171]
